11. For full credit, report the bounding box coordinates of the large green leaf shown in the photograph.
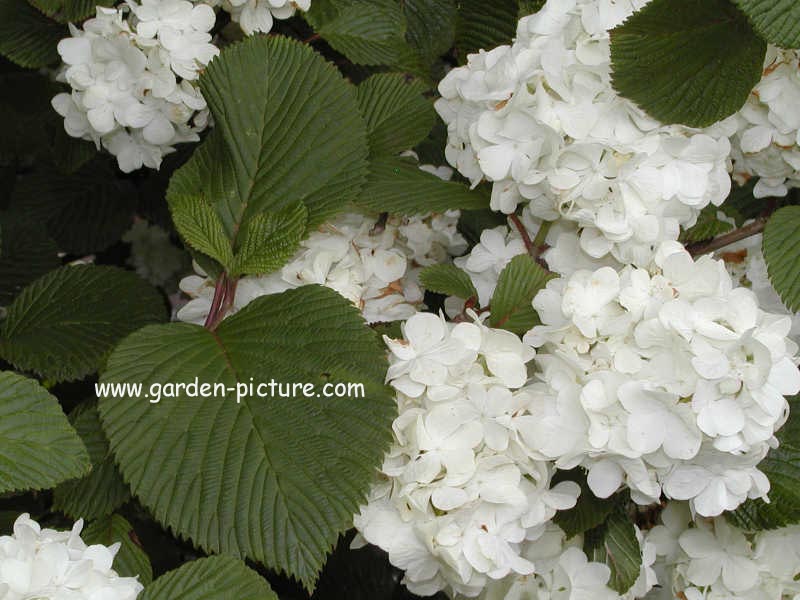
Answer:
[83,514,152,584]
[402,0,457,67]
[0,0,65,68]
[552,469,615,538]
[0,265,167,382]
[141,556,276,600]
[489,254,555,333]
[419,264,477,300]
[732,0,800,49]
[610,0,767,127]
[584,510,642,595]
[762,206,800,311]
[356,155,490,214]
[0,371,90,494]
[454,0,518,60]
[0,213,60,304]
[53,402,130,520]
[98,285,395,589]
[356,74,435,156]
[28,0,114,23]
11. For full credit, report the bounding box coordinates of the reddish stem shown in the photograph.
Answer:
[509,214,534,254]
[204,273,229,330]
[688,217,768,257]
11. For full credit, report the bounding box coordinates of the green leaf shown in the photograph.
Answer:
[141,556,276,600]
[356,74,435,156]
[519,0,545,17]
[83,514,152,584]
[230,202,308,276]
[308,0,410,66]
[403,0,457,66]
[0,265,167,382]
[169,194,235,268]
[455,0,518,60]
[0,0,65,68]
[0,371,90,494]
[357,155,490,214]
[98,285,395,589]
[419,264,477,300]
[584,510,642,595]
[610,0,767,127]
[0,213,60,304]
[552,469,615,538]
[762,205,800,311]
[679,206,734,243]
[10,159,137,254]
[732,0,800,49]
[53,402,130,521]
[727,395,800,530]
[489,254,555,333]
[168,35,368,249]
[27,0,113,23]
[457,207,508,247]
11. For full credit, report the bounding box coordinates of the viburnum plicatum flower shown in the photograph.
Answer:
[212,0,311,36]
[353,311,590,597]
[51,0,218,172]
[435,0,737,268]
[0,514,143,600]
[177,210,466,325]
[519,242,800,516]
[646,502,800,599]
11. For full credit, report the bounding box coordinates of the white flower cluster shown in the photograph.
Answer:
[521,242,800,517]
[0,514,143,600]
[646,502,800,600]
[52,0,218,173]
[729,47,800,199]
[354,312,587,597]
[208,0,310,36]
[435,0,736,268]
[177,210,466,325]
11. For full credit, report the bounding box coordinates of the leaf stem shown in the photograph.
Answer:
[204,272,238,331]
[509,214,533,254]
[688,217,768,257]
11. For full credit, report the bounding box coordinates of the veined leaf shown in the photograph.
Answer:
[170,194,235,268]
[763,206,800,311]
[553,469,615,538]
[0,265,167,382]
[419,264,477,300]
[0,0,65,68]
[0,371,90,494]
[98,285,395,589]
[454,0,518,60]
[680,206,734,243]
[584,510,642,594]
[489,254,555,333]
[732,0,800,49]
[83,514,152,584]
[230,202,308,277]
[403,0,457,67]
[28,0,114,23]
[610,0,766,127]
[0,213,60,304]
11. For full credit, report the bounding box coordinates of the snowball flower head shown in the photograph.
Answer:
[0,513,143,600]
[219,0,311,35]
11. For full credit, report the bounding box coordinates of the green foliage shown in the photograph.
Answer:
[584,509,642,594]
[0,371,90,494]
[763,206,800,311]
[455,0,518,60]
[99,285,395,589]
[28,0,113,23]
[488,254,555,333]
[419,264,477,300]
[169,194,235,267]
[402,0,457,68]
[53,403,130,521]
[0,0,65,68]
[680,206,734,243]
[141,556,276,600]
[83,514,153,584]
[356,74,436,156]
[0,265,167,382]
[356,155,489,214]
[728,395,800,530]
[230,202,308,276]
[610,0,767,127]
[11,159,136,254]
[552,470,616,538]
[0,213,59,304]
[732,0,800,49]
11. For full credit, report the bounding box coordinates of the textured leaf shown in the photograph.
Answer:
[83,514,152,584]
[584,510,642,594]
[170,194,235,268]
[357,155,490,214]
[53,403,130,521]
[610,0,767,127]
[0,265,167,382]
[0,0,65,68]
[419,264,477,300]
[0,213,60,304]
[402,0,457,66]
[455,0,518,60]
[553,470,615,538]
[28,0,114,23]
[356,74,435,156]
[99,285,395,589]
[168,35,368,245]
[519,0,545,17]
[733,0,800,49]
[762,206,800,311]
[230,202,308,276]
[680,206,734,243]
[489,254,555,333]
[0,371,90,494]
[141,556,276,600]
[11,159,137,254]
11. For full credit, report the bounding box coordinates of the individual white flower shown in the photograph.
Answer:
[0,514,143,600]
[52,1,217,172]
[219,0,311,35]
